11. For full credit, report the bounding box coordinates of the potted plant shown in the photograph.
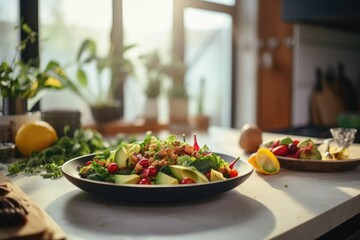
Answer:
[163,58,187,123]
[139,50,165,122]
[189,77,210,131]
[62,39,135,122]
[0,24,64,115]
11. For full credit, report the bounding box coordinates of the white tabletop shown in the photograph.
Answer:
[1,126,360,240]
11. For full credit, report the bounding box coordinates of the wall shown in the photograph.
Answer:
[292,24,360,126]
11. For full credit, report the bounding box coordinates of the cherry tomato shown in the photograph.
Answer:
[292,140,299,146]
[142,166,157,178]
[107,163,119,173]
[229,169,238,178]
[272,145,288,156]
[180,177,196,184]
[138,158,149,168]
[139,178,152,184]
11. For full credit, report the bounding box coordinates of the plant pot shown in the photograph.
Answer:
[90,104,122,123]
[41,110,81,137]
[143,98,158,123]
[189,115,210,132]
[169,98,188,123]
[2,97,28,115]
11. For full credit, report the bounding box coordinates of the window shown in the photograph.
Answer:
[3,0,237,127]
[0,0,19,111]
[39,0,112,124]
[184,8,233,126]
[122,0,173,121]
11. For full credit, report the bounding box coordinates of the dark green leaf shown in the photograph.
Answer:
[76,39,97,63]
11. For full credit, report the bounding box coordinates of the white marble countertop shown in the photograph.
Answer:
[1,126,360,240]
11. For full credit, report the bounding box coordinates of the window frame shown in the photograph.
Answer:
[19,0,238,126]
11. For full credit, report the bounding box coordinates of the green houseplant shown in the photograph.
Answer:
[0,24,64,115]
[163,57,187,123]
[139,50,165,99]
[138,50,166,122]
[63,39,135,122]
[139,50,186,122]
[189,77,210,131]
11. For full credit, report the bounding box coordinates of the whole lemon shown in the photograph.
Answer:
[15,120,58,157]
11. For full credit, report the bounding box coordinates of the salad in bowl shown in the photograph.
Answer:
[78,133,239,185]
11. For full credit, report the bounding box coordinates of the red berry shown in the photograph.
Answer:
[287,143,299,154]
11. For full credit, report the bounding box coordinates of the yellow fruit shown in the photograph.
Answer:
[15,120,58,157]
[247,153,265,174]
[247,147,280,175]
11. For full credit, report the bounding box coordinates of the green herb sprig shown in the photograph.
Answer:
[7,128,111,179]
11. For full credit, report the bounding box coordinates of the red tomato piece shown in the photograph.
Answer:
[107,163,119,173]
[229,169,238,178]
[86,160,92,166]
[180,177,196,184]
[139,178,152,184]
[138,158,149,168]
[272,145,289,156]
[142,166,157,178]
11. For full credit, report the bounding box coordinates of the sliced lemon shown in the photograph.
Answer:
[255,147,280,174]
[247,153,266,174]
[248,147,280,174]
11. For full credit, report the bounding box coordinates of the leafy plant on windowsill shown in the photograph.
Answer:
[0,24,64,100]
[139,50,164,99]
[163,59,187,99]
[63,39,136,107]
[139,50,186,99]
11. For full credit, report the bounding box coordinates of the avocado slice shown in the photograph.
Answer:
[168,165,209,183]
[114,174,140,184]
[297,139,314,148]
[280,136,293,145]
[156,172,179,185]
[297,148,322,160]
[210,169,225,182]
[114,146,129,169]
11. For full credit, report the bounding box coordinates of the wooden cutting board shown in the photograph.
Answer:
[0,174,66,240]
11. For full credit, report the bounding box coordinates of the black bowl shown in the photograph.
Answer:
[62,153,253,203]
